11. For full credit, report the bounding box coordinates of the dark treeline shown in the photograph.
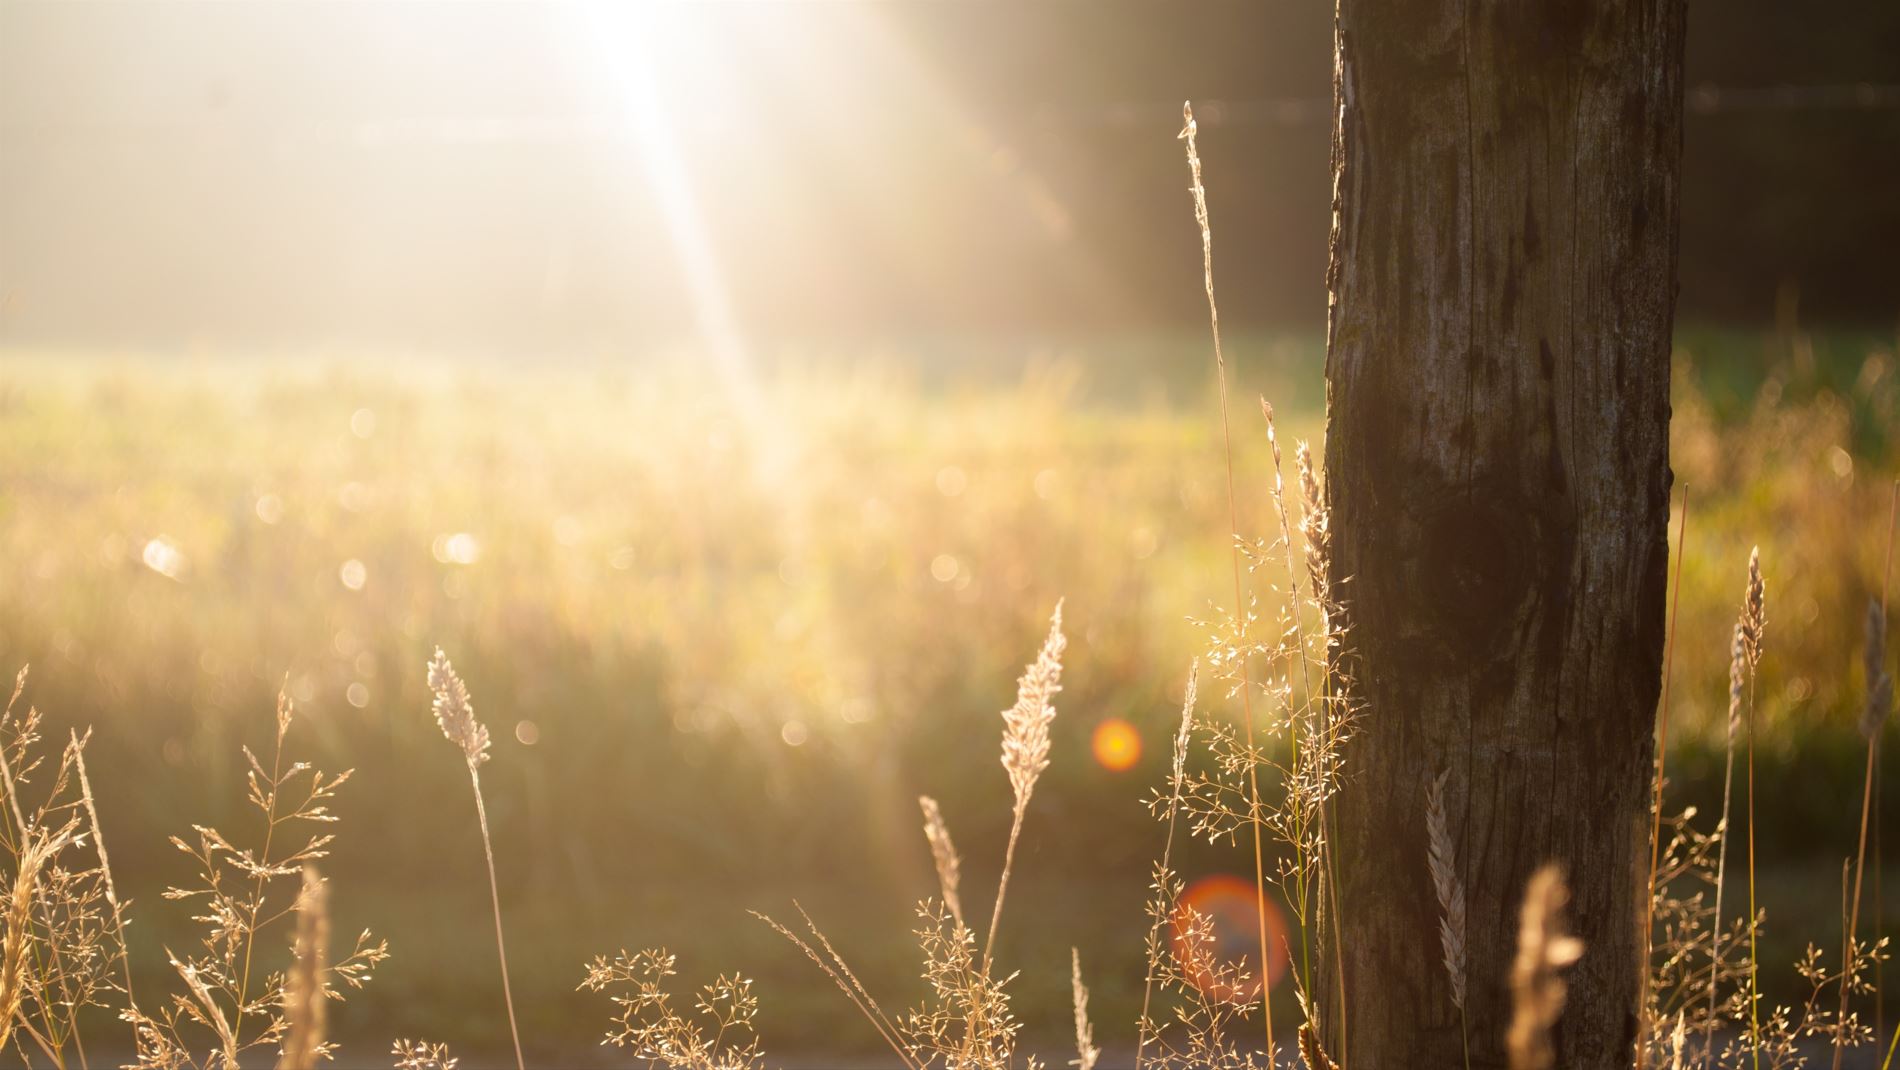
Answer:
[2,1,1896,353]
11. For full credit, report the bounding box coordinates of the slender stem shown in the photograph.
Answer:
[1180,101,1279,1064]
[0,713,84,1065]
[469,764,526,1070]
[1746,671,1761,1070]
[1136,667,1197,1070]
[981,809,1026,973]
[232,729,287,1052]
[1704,708,1738,1070]
[1837,744,1880,1070]
[1639,487,1689,1070]
[1846,480,1900,1069]
[1264,405,1341,1050]
[73,734,141,1048]
[1880,482,1899,1042]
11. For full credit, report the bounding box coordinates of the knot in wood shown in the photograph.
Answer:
[1409,490,1541,663]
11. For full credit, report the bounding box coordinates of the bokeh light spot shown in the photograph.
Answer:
[936,465,968,497]
[141,536,187,580]
[1170,874,1290,1003]
[1091,717,1142,772]
[339,558,367,591]
[433,532,482,565]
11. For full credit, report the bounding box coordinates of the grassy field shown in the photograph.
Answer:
[0,326,1897,1063]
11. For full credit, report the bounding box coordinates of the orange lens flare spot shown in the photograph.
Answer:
[1170,874,1290,1003]
[1090,717,1142,772]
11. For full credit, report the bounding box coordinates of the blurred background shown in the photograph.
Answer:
[1,1,1898,1063]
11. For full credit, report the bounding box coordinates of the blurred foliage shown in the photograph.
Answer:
[0,329,1895,1058]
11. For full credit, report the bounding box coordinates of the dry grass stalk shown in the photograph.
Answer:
[1741,549,1767,1067]
[1425,769,1468,1020]
[578,947,765,1069]
[428,648,490,769]
[1135,662,1197,1070]
[918,796,964,930]
[391,1039,459,1070]
[1507,865,1584,1070]
[1706,622,1747,1067]
[1838,492,1898,1070]
[174,952,241,1068]
[752,906,918,1070]
[1070,948,1099,1070]
[74,728,140,1025]
[279,866,329,1070]
[1640,487,1690,1070]
[0,825,66,1056]
[1861,597,1892,742]
[132,690,383,1070]
[1263,398,1350,1051]
[985,602,1066,968]
[1180,95,1279,1064]
[425,648,524,1070]
[0,671,93,1065]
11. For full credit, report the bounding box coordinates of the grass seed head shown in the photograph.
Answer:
[1508,865,1585,1070]
[427,648,491,767]
[1001,603,1066,811]
[1425,768,1468,1011]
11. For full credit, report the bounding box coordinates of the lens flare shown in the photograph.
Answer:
[1170,874,1290,1002]
[1090,718,1142,772]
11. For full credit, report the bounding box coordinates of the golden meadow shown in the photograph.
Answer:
[0,324,1895,1064]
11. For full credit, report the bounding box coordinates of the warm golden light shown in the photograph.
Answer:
[1090,717,1142,772]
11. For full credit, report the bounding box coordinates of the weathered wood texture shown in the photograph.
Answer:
[1321,3,1684,1067]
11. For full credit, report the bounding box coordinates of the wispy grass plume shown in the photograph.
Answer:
[1070,948,1099,1070]
[280,866,329,1070]
[919,796,964,931]
[1507,866,1585,1070]
[426,648,524,1070]
[1180,96,1279,1063]
[985,601,1065,969]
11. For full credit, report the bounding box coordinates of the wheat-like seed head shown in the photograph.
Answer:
[1425,768,1468,1011]
[282,865,330,1070]
[918,796,964,929]
[1740,547,1766,670]
[173,951,240,1069]
[1861,596,1892,740]
[1172,661,1198,790]
[1001,603,1065,811]
[1296,440,1329,582]
[1299,1020,1341,1070]
[1069,948,1099,1070]
[1507,865,1585,1070]
[0,826,64,1054]
[1727,623,1747,740]
[427,648,490,767]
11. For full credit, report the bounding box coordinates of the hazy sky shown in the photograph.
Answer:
[2,2,1893,354]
